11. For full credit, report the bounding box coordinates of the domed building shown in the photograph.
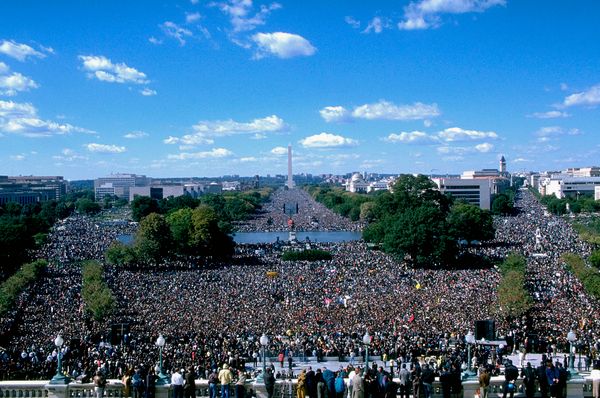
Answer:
[345,172,369,193]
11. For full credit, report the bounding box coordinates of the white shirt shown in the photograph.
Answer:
[171,372,184,386]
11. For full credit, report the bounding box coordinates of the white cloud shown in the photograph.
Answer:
[123,131,148,139]
[212,0,282,33]
[399,0,506,30]
[363,17,388,34]
[352,100,440,120]
[148,36,163,45]
[52,148,88,162]
[160,21,193,46]
[163,134,214,146]
[252,32,316,59]
[186,12,202,23]
[528,110,570,119]
[167,147,233,160]
[0,100,94,137]
[270,146,287,155]
[345,16,361,29]
[534,126,581,142]
[85,143,126,153]
[384,131,436,144]
[10,154,25,161]
[299,132,358,148]
[0,40,47,61]
[474,142,493,152]
[191,114,287,136]
[437,127,497,142]
[513,157,532,163]
[79,55,149,84]
[140,88,157,96]
[239,156,257,162]
[0,62,38,96]
[319,106,351,123]
[563,84,600,107]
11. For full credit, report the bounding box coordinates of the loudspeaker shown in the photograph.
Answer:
[475,320,495,340]
[110,323,130,345]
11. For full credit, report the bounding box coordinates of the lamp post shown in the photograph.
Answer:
[566,330,578,376]
[363,332,371,371]
[49,334,70,384]
[257,334,269,383]
[464,331,476,379]
[155,334,170,385]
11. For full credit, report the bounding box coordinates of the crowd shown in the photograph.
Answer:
[0,189,599,383]
[236,188,361,232]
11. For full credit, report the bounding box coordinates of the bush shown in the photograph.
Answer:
[562,253,600,299]
[497,254,532,319]
[281,249,333,262]
[590,250,600,269]
[81,261,115,321]
[0,259,47,316]
[105,241,138,267]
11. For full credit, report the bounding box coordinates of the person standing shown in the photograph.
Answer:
[398,364,410,398]
[502,360,519,398]
[351,369,365,398]
[235,370,247,398]
[208,369,218,398]
[132,369,145,398]
[122,369,132,398]
[297,369,307,398]
[171,369,184,398]
[521,363,535,398]
[478,368,490,398]
[184,366,196,398]
[219,364,233,398]
[145,369,157,398]
[335,372,346,398]
[590,362,600,398]
[537,356,549,398]
[93,371,107,398]
[264,368,276,398]
[421,364,435,398]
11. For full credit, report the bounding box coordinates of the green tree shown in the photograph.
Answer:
[492,193,513,215]
[135,213,173,262]
[131,196,160,222]
[189,205,234,257]
[105,241,137,266]
[448,202,495,243]
[590,250,600,269]
[81,261,115,321]
[166,208,194,254]
[76,198,101,215]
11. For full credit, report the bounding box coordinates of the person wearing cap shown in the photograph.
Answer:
[219,364,233,398]
[171,369,184,398]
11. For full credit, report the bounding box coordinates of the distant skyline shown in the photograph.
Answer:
[1,1,599,180]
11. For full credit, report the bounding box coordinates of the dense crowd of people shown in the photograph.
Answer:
[236,189,361,232]
[0,188,599,384]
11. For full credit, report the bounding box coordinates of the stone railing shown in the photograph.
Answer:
[0,377,595,398]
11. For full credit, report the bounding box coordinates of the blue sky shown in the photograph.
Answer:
[1,0,599,180]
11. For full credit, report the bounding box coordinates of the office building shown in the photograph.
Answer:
[0,175,68,205]
[94,173,149,201]
[432,177,492,210]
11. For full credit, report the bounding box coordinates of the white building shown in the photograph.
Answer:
[129,184,204,201]
[94,173,149,201]
[564,167,600,177]
[543,176,600,199]
[345,173,369,193]
[432,177,492,210]
[595,186,600,201]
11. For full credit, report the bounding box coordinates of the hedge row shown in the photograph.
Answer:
[497,254,532,318]
[281,249,333,262]
[81,261,115,321]
[562,253,600,300]
[0,259,47,316]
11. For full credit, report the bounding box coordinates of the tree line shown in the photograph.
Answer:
[106,189,271,266]
[0,190,95,280]
[81,260,115,321]
[0,259,47,317]
[307,175,496,267]
[496,254,532,320]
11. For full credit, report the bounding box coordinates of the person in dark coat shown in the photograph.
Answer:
[521,362,536,398]
[537,356,549,398]
[502,360,519,398]
[306,367,317,398]
[184,367,196,398]
[145,369,157,398]
[264,368,276,398]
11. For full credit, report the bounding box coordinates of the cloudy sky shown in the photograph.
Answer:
[1,1,599,179]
